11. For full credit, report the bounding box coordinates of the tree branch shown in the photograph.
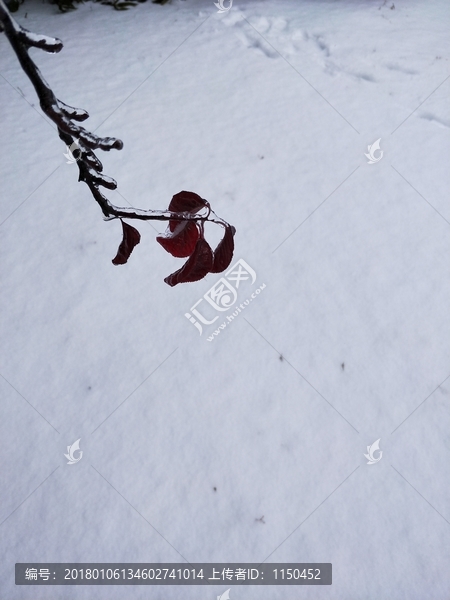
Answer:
[0,0,235,283]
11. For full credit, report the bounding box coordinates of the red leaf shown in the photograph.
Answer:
[156,221,200,258]
[169,191,207,232]
[169,191,206,213]
[112,220,141,265]
[210,224,235,273]
[164,238,213,287]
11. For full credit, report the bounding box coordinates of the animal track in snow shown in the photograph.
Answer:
[222,12,287,58]
[419,111,450,128]
[220,12,378,84]
[221,12,340,74]
[385,62,419,75]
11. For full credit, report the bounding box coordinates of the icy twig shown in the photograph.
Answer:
[0,0,232,229]
[1,0,235,282]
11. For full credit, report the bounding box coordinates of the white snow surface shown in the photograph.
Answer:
[1,0,450,598]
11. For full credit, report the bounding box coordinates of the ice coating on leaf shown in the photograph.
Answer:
[157,221,200,258]
[164,238,213,286]
[112,221,141,265]
[168,191,207,231]
[211,224,235,273]
[169,191,206,213]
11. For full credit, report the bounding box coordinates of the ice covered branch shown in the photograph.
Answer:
[0,0,235,285]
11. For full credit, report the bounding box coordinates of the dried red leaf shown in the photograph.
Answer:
[169,191,207,232]
[169,191,206,213]
[164,238,213,287]
[210,224,236,273]
[112,220,141,265]
[156,221,200,258]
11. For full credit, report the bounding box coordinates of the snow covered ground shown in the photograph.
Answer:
[1,0,449,598]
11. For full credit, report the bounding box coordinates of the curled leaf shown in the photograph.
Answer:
[157,221,200,258]
[164,238,213,287]
[112,220,141,265]
[211,224,235,273]
[169,191,207,232]
[169,191,207,213]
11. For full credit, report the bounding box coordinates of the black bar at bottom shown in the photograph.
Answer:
[16,563,332,585]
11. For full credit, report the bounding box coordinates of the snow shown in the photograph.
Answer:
[1,0,449,598]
